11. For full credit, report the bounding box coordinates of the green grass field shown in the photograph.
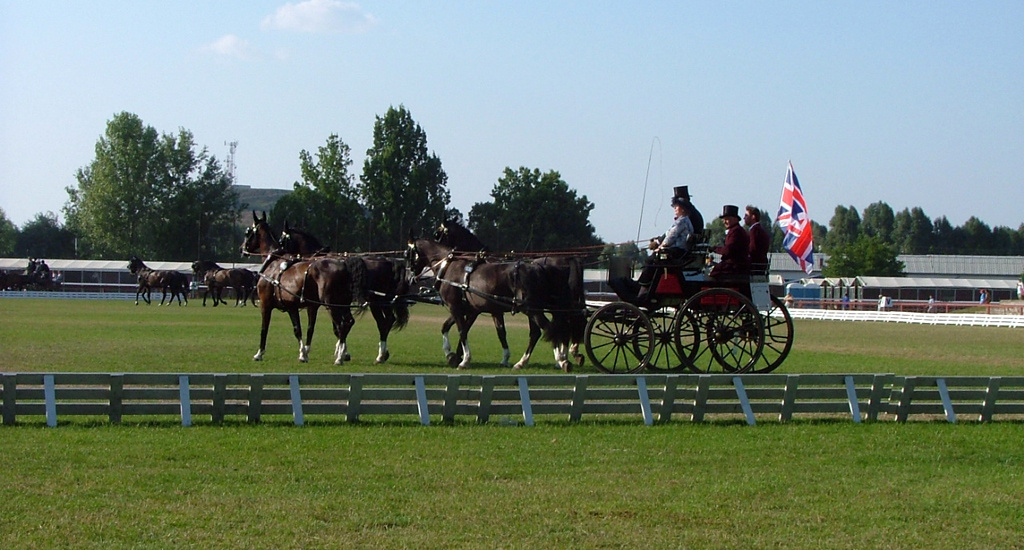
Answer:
[2,299,1023,549]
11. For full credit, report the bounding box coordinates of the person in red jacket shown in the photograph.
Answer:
[744,205,771,274]
[710,204,750,278]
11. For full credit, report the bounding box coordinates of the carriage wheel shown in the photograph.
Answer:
[671,307,712,373]
[681,288,764,373]
[750,296,795,374]
[642,306,688,373]
[585,302,653,374]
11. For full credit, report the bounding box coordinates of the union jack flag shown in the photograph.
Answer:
[776,162,815,274]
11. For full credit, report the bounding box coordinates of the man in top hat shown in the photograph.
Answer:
[710,204,750,279]
[635,194,696,304]
[673,186,704,237]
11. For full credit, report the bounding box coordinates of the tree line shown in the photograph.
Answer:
[0,106,601,262]
[0,108,1020,272]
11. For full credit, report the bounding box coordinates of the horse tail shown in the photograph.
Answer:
[566,256,587,345]
[346,257,369,308]
[514,262,558,342]
[391,261,411,330]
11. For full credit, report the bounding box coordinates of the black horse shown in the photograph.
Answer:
[434,219,587,368]
[242,211,367,364]
[191,260,257,307]
[128,257,189,306]
[407,236,574,371]
[278,223,411,364]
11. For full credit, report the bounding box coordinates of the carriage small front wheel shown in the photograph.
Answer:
[584,302,653,374]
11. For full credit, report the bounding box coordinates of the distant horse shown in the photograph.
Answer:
[191,260,258,307]
[279,222,411,364]
[435,219,587,368]
[127,257,189,306]
[242,211,368,364]
[407,236,573,370]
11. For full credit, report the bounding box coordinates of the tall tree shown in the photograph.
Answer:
[822,235,905,278]
[65,114,237,260]
[468,167,602,252]
[151,129,238,260]
[0,208,17,257]
[961,216,993,254]
[861,201,895,243]
[65,112,160,258]
[823,205,861,253]
[892,207,933,254]
[931,216,956,253]
[360,105,450,249]
[273,134,365,251]
[14,212,76,258]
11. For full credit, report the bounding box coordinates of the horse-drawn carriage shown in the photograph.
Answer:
[240,211,792,374]
[585,244,794,375]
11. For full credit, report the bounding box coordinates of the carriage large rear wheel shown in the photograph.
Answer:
[641,306,691,373]
[750,296,794,374]
[679,288,764,373]
[585,302,653,374]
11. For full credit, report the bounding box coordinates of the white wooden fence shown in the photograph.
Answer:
[5,372,1024,427]
[785,308,1024,328]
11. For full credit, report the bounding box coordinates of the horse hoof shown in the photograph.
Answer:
[344,354,352,362]
[446,353,460,367]
[561,362,572,373]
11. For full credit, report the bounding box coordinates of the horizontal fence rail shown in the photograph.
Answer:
[5,373,1024,427]
[784,308,1024,328]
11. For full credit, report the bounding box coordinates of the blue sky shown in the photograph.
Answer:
[2,0,1021,246]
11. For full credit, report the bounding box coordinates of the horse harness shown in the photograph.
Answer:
[429,252,524,313]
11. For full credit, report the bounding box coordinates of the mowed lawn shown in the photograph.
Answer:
[2,298,1024,549]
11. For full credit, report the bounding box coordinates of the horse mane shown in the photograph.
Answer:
[438,219,489,253]
[281,223,330,256]
[192,260,224,273]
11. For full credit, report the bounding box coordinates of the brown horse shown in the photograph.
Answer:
[434,219,587,368]
[278,222,411,364]
[191,260,258,307]
[128,257,189,306]
[241,211,367,364]
[406,236,573,370]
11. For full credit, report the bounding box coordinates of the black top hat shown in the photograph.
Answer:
[719,204,741,219]
[673,186,691,201]
[670,195,689,208]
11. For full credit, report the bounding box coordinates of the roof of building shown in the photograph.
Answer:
[0,258,260,272]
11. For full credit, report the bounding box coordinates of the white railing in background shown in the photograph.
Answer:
[784,308,1024,328]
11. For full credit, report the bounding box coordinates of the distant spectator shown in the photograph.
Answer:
[877,295,886,312]
[927,295,936,313]
[841,293,850,310]
[1017,280,1023,300]
[979,289,989,304]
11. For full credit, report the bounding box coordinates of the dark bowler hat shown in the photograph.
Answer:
[673,186,692,201]
[719,204,741,219]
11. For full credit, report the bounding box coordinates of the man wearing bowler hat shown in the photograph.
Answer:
[710,204,750,279]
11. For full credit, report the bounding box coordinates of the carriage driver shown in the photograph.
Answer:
[635,191,695,304]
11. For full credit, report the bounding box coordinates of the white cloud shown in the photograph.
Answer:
[201,34,261,60]
[261,0,377,34]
